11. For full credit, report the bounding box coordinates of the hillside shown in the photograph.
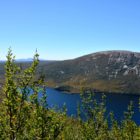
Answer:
[41,50,140,94]
[0,50,140,94]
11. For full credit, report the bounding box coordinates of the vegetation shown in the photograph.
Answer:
[0,49,140,139]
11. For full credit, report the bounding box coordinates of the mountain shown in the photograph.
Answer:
[15,58,56,62]
[42,50,140,94]
[0,58,56,63]
[15,58,33,62]
[0,50,140,94]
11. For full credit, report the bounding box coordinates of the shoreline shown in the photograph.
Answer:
[53,86,140,96]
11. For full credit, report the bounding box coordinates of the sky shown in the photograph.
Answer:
[0,0,140,60]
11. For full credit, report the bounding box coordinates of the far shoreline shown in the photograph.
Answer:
[52,86,140,96]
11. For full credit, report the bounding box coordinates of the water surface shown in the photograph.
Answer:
[45,88,140,124]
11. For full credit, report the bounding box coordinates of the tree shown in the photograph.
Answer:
[0,48,39,139]
[0,49,63,139]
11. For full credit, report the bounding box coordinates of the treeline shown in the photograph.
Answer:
[0,49,140,140]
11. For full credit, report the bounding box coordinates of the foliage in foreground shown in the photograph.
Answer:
[0,49,140,140]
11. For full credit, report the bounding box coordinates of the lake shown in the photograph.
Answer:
[45,88,140,125]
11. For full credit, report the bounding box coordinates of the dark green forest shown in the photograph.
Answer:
[0,49,140,140]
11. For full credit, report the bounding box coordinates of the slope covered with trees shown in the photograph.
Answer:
[42,51,140,94]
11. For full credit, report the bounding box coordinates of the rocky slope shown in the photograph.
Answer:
[42,50,140,94]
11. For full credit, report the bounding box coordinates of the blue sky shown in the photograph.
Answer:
[0,0,140,60]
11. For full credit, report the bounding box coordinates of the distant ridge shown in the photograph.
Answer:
[15,58,33,62]
[0,58,56,63]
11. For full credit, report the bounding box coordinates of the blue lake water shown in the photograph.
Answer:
[45,88,140,125]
